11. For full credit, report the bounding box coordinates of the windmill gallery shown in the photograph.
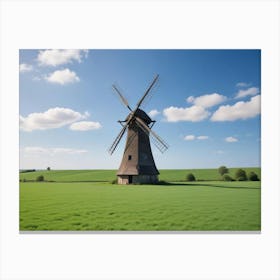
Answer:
[109,75,169,185]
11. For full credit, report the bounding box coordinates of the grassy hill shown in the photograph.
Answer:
[19,168,261,182]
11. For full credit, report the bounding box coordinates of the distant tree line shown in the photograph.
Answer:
[185,166,259,182]
[20,169,36,173]
[218,166,259,181]
[20,175,45,182]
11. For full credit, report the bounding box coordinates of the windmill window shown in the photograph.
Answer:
[128,155,132,160]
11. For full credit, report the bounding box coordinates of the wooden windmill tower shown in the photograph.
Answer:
[109,74,168,184]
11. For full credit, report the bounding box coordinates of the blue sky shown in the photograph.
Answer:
[19,49,261,169]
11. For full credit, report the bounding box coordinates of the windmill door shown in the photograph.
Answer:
[128,175,133,184]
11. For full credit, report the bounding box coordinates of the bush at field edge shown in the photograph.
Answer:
[36,175,44,182]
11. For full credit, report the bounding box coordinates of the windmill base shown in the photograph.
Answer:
[117,175,158,185]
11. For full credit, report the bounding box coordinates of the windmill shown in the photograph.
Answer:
[108,74,169,184]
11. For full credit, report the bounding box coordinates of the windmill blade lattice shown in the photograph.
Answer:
[108,125,127,155]
[136,74,159,110]
[112,84,133,111]
[135,116,169,153]
[139,79,160,110]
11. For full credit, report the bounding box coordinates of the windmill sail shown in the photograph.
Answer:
[135,117,169,153]
[112,85,133,111]
[136,74,159,109]
[108,125,127,155]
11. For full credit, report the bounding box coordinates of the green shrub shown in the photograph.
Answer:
[111,178,118,184]
[235,169,247,181]
[222,174,234,181]
[248,171,259,181]
[218,166,229,176]
[36,175,44,182]
[186,173,196,182]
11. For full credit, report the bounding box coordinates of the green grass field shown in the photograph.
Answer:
[20,167,261,182]
[19,168,261,231]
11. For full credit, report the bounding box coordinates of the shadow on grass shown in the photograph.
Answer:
[155,181,260,190]
[20,180,260,190]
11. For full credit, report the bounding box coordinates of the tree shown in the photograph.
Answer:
[218,166,229,176]
[235,169,247,181]
[47,167,51,171]
[36,175,44,182]
[248,171,259,181]
[186,173,196,182]
[222,174,234,181]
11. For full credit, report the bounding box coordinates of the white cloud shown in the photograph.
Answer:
[184,135,195,141]
[69,121,102,131]
[23,146,88,156]
[197,135,209,140]
[187,93,226,108]
[211,95,260,121]
[45,68,80,85]
[186,96,195,103]
[236,82,251,87]
[225,136,238,142]
[163,105,209,122]
[19,63,33,73]
[37,49,88,66]
[52,148,88,154]
[184,135,209,141]
[235,87,259,99]
[20,107,88,131]
[23,146,47,154]
[148,109,160,118]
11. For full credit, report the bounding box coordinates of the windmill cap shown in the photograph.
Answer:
[126,108,152,124]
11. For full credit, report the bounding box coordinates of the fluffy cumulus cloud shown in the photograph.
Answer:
[187,93,226,108]
[23,146,88,155]
[163,105,210,122]
[225,136,238,142]
[69,121,102,131]
[163,93,226,122]
[211,95,260,121]
[148,109,160,118]
[45,68,80,85]
[20,107,88,131]
[37,49,88,66]
[235,87,259,99]
[184,135,195,141]
[19,63,33,73]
